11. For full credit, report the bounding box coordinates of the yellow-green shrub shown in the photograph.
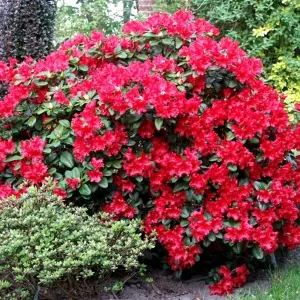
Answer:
[0,180,155,299]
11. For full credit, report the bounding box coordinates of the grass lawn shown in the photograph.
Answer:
[235,265,300,300]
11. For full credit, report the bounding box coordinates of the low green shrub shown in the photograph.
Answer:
[0,180,155,299]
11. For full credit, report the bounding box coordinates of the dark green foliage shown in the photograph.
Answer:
[0,0,56,61]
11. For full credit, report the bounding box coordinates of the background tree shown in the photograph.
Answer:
[55,0,137,43]
[0,0,56,62]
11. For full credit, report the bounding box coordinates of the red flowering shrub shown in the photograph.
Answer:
[1,10,300,296]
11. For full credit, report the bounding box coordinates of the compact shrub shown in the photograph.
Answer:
[1,10,300,295]
[0,180,154,299]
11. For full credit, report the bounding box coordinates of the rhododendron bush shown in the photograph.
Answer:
[1,10,300,296]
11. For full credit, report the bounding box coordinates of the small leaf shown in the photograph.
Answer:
[203,240,211,247]
[155,118,163,131]
[175,37,183,49]
[48,168,57,175]
[177,85,185,92]
[60,151,74,168]
[136,54,148,61]
[252,245,264,260]
[233,242,242,254]
[254,181,268,191]
[180,220,190,227]
[79,184,91,196]
[173,182,188,192]
[78,65,89,72]
[227,80,237,88]
[59,119,71,127]
[180,207,190,219]
[26,116,36,127]
[135,176,143,182]
[226,131,235,141]
[35,81,48,87]
[71,167,81,178]
[116,52,127,59]
[162,38,173,46]
[99,177,108,188]
[208,232,216,242]
[228,164,238,172]
[4,155,23,163]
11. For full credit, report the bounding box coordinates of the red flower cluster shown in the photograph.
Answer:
[1,10,300,296]
[209,264,250,296]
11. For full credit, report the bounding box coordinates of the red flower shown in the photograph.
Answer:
[20,137,46,161]
[53,187,67,199]
[87,170,103,183]
[54,90,70,105]
[102,192,136,219]
[295,103,300,111]
[66,178,81,190]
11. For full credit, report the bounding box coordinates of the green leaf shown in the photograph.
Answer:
[155,118,163,131]
[71,167,81,178]
[4,155,23,163]
[35,81,48,87]
[149,40,160,46]
[136,54,148,61]
[254,181,268,191]
[60,151,74,168]
[135,176,143,182]
[99,177,108,188]
[26,116,36,127]
[143,32,157,37]
[48,168,57,175]
[180,207,190,219]
[227,80,237,88]
[173,182,188,193]
[78,65,89,72]
[59,119,71,127]
[116,52,127,59]
[252,245,264,260]
[208,232,216,242]
[103,169,113,177]
[79,184,91,196]
[203,240,211,247]
[180,220,190,227]
[228,164,238,172]
[112,161,121,169]
[162,38,174,46]
[175,37,183,49]
[226,131,235,141]
[233,242,242,254]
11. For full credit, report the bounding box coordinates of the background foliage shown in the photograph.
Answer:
[56,0,137,42]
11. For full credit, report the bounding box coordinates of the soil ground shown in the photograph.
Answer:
[113,249,300,300]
